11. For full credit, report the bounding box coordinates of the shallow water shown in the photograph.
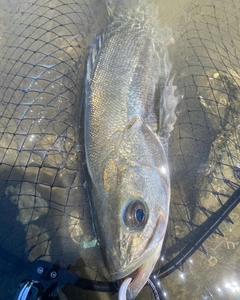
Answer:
[0,0,240,299]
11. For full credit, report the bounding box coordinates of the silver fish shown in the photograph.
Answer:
[84,0,178,298]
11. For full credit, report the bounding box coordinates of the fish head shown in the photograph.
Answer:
[94,119,170,299]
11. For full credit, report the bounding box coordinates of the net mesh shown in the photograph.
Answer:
[167,0,240,251]
[0,0,239,299]
[0,0,109,298]
[161,0,240,298]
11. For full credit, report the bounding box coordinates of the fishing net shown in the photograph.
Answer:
[161,0,240,298]
[0,0,239,299]
[0,0,109,298]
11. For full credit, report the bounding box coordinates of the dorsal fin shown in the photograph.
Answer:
[85,30,106,85]
[214,228,224,237]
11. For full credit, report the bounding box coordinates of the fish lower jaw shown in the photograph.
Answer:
[115,262,153,299]
[113,243,163,299]
[110,250,151,282]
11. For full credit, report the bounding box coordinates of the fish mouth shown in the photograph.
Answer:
[115,215,166,299]
[117,249,161,300]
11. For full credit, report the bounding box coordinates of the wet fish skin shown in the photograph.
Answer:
[84,0,178,298]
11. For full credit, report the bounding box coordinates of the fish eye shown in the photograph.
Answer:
[123,200,149,229]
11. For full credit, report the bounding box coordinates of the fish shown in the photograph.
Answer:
[84,0,179,298]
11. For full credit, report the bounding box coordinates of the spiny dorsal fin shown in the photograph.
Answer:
[224,215,234,224]
[214,228,224,237]
[85,30,106,84]
[198,245,207,255]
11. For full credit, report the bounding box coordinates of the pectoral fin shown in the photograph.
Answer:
[123,117,168,170]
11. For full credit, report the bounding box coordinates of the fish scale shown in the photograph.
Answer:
[86,25,163,171]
